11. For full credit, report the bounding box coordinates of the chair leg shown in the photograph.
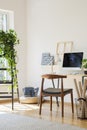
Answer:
[39,95,43,115]
[56,97,59,107]
[61,96,64,117]
[50,96,52,111]
[71,91,74,113]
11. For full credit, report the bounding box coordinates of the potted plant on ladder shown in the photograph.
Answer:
[0,29,20,88]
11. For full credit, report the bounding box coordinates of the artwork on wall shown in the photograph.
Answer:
[41,53,54,65]
[55,41,73,65]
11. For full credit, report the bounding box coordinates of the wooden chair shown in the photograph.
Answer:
[39,74,74,117]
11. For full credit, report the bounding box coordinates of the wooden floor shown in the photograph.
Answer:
[0,101,87,129]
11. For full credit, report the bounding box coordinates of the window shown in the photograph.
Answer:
[0,9,14,30]
[0,12,7,31]
[0,9,14,81]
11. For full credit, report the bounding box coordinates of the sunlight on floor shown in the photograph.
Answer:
[0,102,39,112]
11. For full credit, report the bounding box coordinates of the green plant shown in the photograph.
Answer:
[82,59,87,69]
[0,29,19,88]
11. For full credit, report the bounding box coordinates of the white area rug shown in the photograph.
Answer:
[0,113,86,130]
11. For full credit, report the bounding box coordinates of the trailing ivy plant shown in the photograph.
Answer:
[0,29,19,88]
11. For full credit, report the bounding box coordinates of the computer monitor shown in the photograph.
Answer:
[63,52,83,68]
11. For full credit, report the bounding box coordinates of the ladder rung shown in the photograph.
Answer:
[0,96,12,98]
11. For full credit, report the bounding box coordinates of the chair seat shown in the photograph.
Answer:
[43,88,72,94]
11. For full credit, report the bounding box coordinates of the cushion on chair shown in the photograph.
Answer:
[43,88,72,94]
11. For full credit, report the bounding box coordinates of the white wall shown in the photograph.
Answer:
[0,0,27,96]
[26,0,87,102]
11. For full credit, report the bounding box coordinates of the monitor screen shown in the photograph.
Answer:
[63,52,83,68]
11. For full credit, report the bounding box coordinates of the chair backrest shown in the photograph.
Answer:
[41,74,67,92]
[42,74,67,79]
